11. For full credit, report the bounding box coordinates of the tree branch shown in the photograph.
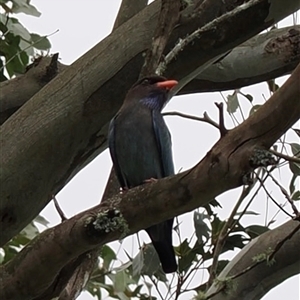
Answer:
[0,54,67,124]
[206,220,300,300]
[1,0,299,247]
[1,26,298,124]
[1,60,299,300]
[140,0,181,77]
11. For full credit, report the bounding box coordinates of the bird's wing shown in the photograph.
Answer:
[152,110,175,177]
[108,116,127,188]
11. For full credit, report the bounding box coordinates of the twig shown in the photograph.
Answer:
[163,111,219,129]
[52,195,67,222]
[269,149,300,164]
[207,184,253,286]
[0,29,59,73]
[256,177,294,218]
[215,102,228,137]
[267,171,300,220]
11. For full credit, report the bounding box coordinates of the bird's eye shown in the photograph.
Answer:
[142,78,150,85]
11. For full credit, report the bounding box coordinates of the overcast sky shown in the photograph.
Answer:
[17,1,299,299]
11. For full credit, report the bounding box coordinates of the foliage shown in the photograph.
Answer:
[0,0,51,81]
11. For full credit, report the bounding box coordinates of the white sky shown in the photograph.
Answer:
[16,1,299,299]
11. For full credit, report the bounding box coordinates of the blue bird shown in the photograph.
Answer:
[108,76,178,273]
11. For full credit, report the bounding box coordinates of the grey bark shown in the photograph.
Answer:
[1,0,299,246]
[1,59,299,300]
[206,220,300,300]
[1,26,299,124]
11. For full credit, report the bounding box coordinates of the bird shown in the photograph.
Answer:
[108,75,178,273]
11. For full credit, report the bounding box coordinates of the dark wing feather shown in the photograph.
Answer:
[152,110,174,177]
[108,116,127,189]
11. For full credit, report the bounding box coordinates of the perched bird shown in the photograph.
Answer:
[108,75,178,273]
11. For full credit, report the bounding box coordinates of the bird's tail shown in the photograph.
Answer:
[146,219,177,273]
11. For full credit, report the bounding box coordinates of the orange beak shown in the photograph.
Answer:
[156,80,178,90]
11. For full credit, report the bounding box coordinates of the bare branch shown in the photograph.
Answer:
[52,195,67,222]
[267,171,300,219]
[162,111,220,129]
[215,102,227,137]
[269,149,300,164]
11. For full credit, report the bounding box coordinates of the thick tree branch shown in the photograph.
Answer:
[1,0,299,247]
[1,26,298,124]
[1,61,299,300]
[206,220,300,300]
[182,25,300,93]
[0,55,67,124]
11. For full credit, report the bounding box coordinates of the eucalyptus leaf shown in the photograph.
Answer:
[291,190,300,201]
[227,91,239,114]
[245,225,270,239]
[193,211,210,244]
[31,33,51,50]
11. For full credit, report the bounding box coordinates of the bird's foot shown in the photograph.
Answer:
[144,177,158,184]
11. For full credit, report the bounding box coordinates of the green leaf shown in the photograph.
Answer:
[289,174,297,195]
[175,239,197,273]
[290,143,300,157]
[86,279,102,300]
[132,247,144,279]
[19,50,29,66]
[227,91,239,114]
[101,245,116,270]
[244,94,253,102]
[34,215,49,227]
[11,2,41,17]
[193,211,210,245]
[291,190,300,201]
[289,161,300,176]
[8,17,31,41]
[245,225,269,239]
[223,234,246,251]
[140,244,160,276]
[0,248,5,264]
[235,210,259,216]
[293,128,300,138]
[114,270,127,293]
[208,259,229,275]
[0,59,8,82]
[20,221,39,240]
[211,216,226,243]
[31,33,51,50]
[267,79,279,92]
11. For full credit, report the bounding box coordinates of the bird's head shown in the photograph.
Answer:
[125,75,178,111]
